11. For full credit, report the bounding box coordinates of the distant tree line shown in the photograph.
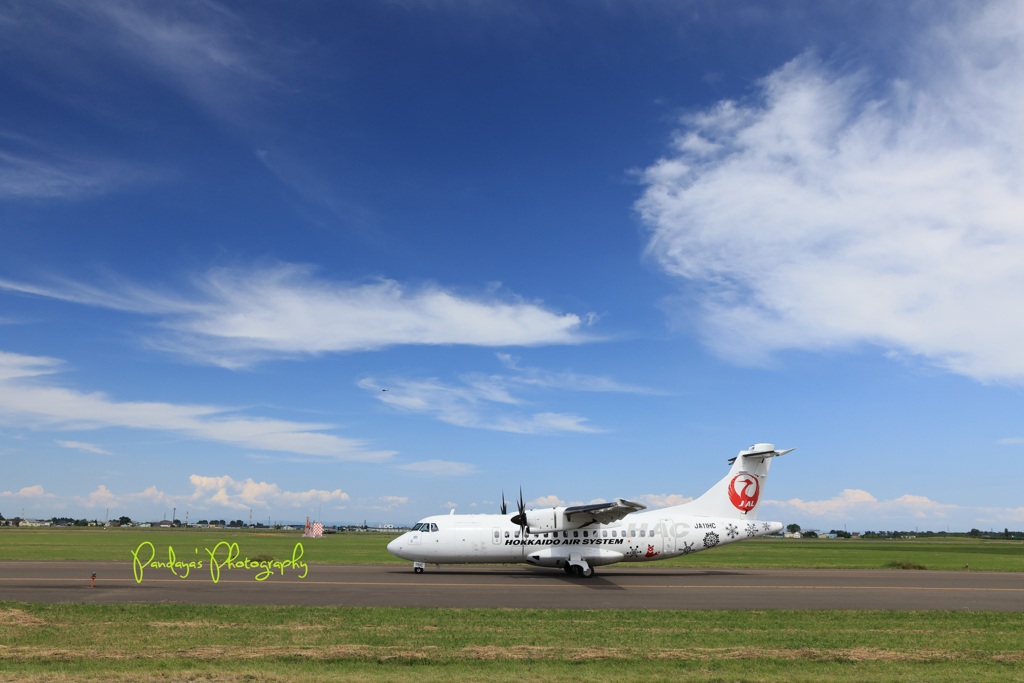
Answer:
[195,520,247,527]
[782,523,1022,540]
[859,529,1023,539]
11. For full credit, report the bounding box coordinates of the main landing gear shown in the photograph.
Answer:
[563,561,594,578]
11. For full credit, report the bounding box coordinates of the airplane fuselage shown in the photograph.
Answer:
[387,511,783,568]
[387,443,792,577]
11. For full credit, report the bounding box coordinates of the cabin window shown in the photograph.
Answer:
[504,531,509,538]
[640,530,646,537]
[631,530,636,537]
[583,531,588,537]
[563,531,568,538]
[573,531,579,538]
[611,530,617,537]
[602,530,608,538]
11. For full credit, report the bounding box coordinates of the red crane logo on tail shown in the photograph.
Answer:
[728,474,760,512]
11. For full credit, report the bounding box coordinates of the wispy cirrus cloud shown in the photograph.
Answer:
[360,354,654,434]
[0,349,393,462]
[0,2,271,202]
[0,1,280,126]
[0,264,593,368]
[361,376,600,435]
[55,440,111,456]
[0,136,152,201]
[0,1,365,222]
[637,3,1024,383]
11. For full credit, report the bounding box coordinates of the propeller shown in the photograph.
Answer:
[500,491,507,515]
[510,487,527,537]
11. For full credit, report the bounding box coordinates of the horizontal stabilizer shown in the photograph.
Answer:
[728,444,793,464]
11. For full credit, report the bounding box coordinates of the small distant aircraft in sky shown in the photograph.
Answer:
[388,442,793,577]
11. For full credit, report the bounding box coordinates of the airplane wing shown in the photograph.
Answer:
[563,498,647,526]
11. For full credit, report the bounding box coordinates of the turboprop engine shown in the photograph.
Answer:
[511,498,646,534]
[519,507,581,534]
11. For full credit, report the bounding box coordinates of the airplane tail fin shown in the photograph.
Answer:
[679,443,792,519]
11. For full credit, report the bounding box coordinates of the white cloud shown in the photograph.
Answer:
[767,488,961,523]
[0,264,591,368]
[56,440,111,456]
[0,484,55,499]
[46,477,347,515]
[396,460,478,477]
[188,474,349,511]
[81,484,119,508]
[527,495,564,508]
[636,493,693,508]
[637,4,1024,383]
[0,349,393,462]
[367,495,410,511]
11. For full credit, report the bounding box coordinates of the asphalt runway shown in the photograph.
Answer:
[1,561,1021,611]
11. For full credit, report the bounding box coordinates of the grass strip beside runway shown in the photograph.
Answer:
[2,603,1022,682]
[1,528,1022,572]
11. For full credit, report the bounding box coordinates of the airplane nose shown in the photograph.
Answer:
[386,536,402,557]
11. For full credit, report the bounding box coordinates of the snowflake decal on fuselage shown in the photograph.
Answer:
[681,541,694,555]
[762,522,772,531]
[703,532,720,548]
[746,523,758,537]
[726,523,739,539]
[625,547,641,559]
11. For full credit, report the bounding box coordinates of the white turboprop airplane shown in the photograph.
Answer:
[387,442,792,577]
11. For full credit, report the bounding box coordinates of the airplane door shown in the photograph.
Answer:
[660,519,675,554]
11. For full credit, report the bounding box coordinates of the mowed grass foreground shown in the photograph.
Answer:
[1,527,1022,572]
[2,603,1023,683]
[2,531,1022,682]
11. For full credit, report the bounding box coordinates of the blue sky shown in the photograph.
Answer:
[2,1,1022,531]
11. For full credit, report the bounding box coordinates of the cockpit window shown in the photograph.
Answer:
[411,522,424,531]
[430,523,439,532]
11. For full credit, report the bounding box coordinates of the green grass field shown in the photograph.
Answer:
[2,603,1023,683]
[2,529,1022,682]
[1,527,1022,572]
